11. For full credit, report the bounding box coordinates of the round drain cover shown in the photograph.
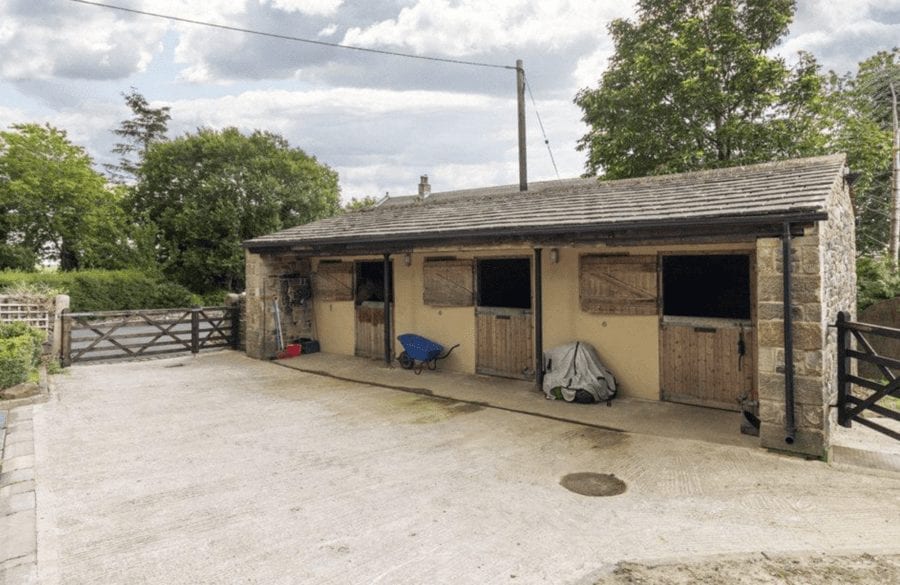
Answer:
[560,472,626,497]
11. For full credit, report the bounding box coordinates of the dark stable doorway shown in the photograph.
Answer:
[477,258,531,309]
[355,261,392,304]
[662,255,750,319]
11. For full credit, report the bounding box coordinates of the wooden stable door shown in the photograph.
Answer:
[354,260,392,360]
[355,302,389,359]
[660,320,755,411]
[475,307,533,379]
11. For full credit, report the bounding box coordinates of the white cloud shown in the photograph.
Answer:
[0,6,165,80]
[164,87,504,121]
[318,24,339,37]
[342,0,631,56]
[782,0,900,73]
[572,46,614,90]
[263,0,343,16]
[151,87,577,201]
[5,0,899,208]
[148,0,249,18]
[0,106,28,130]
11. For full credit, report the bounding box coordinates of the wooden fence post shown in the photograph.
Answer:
[191,308,200,356]
[836,311,851,428]
[60,308,72,368]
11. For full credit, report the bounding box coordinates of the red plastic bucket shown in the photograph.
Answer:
[278,344,301,359]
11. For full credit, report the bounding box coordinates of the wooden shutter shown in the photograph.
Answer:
[312,262,353,301]
[423,259,474,307]
[580,255,658,315]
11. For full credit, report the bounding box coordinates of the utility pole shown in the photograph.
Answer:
[891,81,900,266]
[517,59,527,192]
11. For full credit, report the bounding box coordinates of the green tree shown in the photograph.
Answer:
[106,88,171,183]
[0,124,135,270]
[132,127,341,292]
[826,49,899,255]
[344,195,378,212]
[856,255,900,310]
[575,0,828,179]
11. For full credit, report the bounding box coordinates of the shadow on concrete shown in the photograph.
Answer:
[272,352,758,449]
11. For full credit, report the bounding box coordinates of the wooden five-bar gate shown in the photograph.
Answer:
[61,306,238,365]
[836,311,900,441]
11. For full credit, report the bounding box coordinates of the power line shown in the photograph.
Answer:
[68,0,516,71]
[524,76,560,180]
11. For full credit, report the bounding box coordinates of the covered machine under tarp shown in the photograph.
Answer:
[542,342,617,403]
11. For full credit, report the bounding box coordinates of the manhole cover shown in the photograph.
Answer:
[560,472,626,497]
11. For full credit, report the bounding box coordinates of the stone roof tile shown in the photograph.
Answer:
[246,154,846,249]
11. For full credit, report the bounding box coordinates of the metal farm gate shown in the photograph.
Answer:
[61,306,239,365]
[836,311,900,441]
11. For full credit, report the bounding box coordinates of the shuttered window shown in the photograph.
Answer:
[423,259,474,307]
[580,255,658,315]
[312,261,353,301]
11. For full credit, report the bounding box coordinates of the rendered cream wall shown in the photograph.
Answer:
[310,257,368,356]
[541,246,659,400]
[310,242,754,402]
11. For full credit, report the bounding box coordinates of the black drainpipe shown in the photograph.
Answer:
[383,253,392,366]
[534,247,543,390]
[781,222,796,444]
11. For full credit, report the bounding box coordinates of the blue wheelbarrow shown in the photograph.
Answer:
[397,333,459,374]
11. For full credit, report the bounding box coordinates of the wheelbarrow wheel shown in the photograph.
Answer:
[398,351,414,370]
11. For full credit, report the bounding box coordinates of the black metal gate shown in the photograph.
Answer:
[836,311,900,441]
[61,306,239,365]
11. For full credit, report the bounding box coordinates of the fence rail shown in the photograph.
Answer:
[836,311,900,441]
[62,306,239,365]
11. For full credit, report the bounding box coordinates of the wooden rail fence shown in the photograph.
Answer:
[61,306,239,365]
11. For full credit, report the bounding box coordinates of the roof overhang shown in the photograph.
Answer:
[244,210,827,255]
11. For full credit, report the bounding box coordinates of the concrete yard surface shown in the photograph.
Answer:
[23,352,900,584]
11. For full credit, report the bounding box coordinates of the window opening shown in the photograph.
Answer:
[662,255,750,319]
[477,258,531,309]
[355,261,392,304]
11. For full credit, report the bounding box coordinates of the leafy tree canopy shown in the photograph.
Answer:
[344,195,378,212]
[0,123,136,271]
[132,127,341,293]
[106,88,171,183]
[575,0,828,179]
[826,49,899,256]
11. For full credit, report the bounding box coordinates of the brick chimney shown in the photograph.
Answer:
[418,175,431,197]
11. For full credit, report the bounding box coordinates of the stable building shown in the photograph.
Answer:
[243,154,856,458]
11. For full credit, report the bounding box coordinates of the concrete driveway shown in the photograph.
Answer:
[18,352,900,583]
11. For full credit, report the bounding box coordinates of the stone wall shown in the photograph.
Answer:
[244,251,312,359]
[225,293,246,352]
[819,174,858,444]
[755,173,856,458]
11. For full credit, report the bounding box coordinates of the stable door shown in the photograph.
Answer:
[354,260,392,359]
[474,258,534,379]
[659,254,756,410]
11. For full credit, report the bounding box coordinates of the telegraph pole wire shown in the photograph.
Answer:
[524,76,560,180]
[68,1,571,188]
[67,0,516,71]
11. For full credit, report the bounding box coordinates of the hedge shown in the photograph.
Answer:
[0,322,45,390]
[0,270,196,312]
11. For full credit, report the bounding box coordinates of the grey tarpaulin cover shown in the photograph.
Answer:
[542,342,617,403]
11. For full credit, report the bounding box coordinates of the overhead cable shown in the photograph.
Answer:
[68,0,516,71]
[524,76,560,179]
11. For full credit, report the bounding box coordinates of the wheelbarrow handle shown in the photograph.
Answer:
[437,344,460,360]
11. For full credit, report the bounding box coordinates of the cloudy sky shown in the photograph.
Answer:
[1,0,899,202]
